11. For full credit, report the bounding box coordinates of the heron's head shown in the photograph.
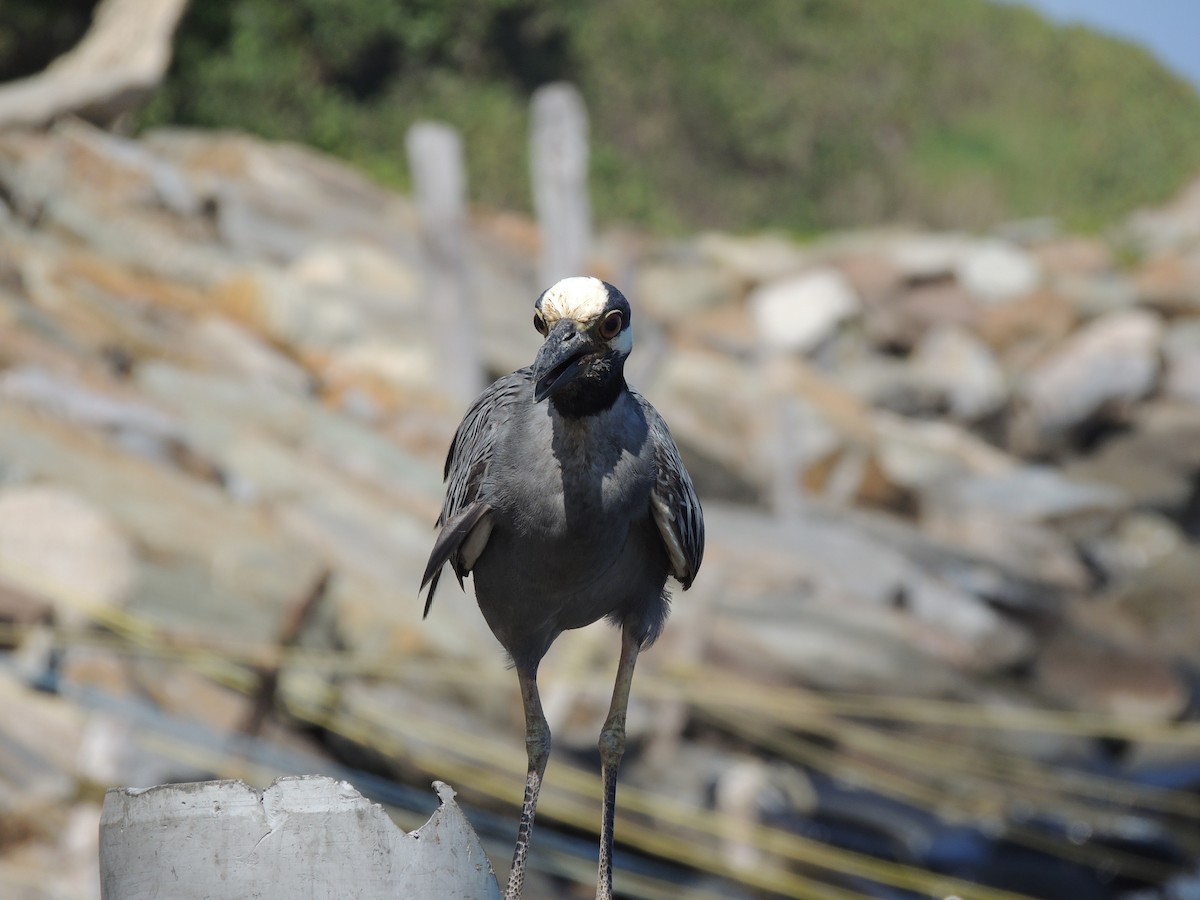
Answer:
[531,277,633,414]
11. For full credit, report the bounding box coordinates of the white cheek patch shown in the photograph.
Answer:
[539,276,610,324]
[610,325,633,356]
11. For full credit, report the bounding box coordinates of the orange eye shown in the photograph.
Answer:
[533,311,547,335]
[598,311,623,340]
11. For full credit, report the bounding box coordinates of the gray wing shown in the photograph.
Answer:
[420,370,529,615]
[635,391,704,589]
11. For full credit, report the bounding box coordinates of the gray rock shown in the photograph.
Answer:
[932,466,1125,528]
[186,317,314,396]
[696,231,809,284]
[705,502,1034,676]
[919,466,1122,590]
[884,233,970,283]
[0,670,86,837]
[1063,401,1200,514]
[911,325,1008,420]
[0,401,323,642]
[1015,309,1163,450]
[634,252,743,320]
[1162,318,1200,405]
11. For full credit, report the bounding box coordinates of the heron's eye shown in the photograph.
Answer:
[533,312,547,335]
[598,310,623,341]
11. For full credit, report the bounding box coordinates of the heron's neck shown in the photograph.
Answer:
[549,367,627,419]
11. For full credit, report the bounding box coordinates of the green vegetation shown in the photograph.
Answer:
[9,0,1200,232]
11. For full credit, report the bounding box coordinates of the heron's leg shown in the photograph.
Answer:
[596,626,641,900]
[506,665,551,900]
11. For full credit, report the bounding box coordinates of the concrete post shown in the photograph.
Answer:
[99,776,501,899]
[406,121,484,403]
[530,83,593,287]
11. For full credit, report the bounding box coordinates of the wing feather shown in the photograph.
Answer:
[421,370,528,615]
[635,391,704,589]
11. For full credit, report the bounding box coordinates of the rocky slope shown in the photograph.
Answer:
[2,120,1200,897]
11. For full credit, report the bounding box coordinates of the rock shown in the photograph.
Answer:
[974,288,1078,373]
[1056,272,1139,319]
[0,485,136,628]
[211,267,375,352]
[144,130,421,265]
[919,466,1121,590]
[955,239,1043,304]
[749,267,860,353]
[1126,174,1200,253]
[695,231,809,283]
[866,276,977,351]
[921,511,1090,595]
[647,345,776,502]
[634,252,743,320]
[186,316,314,396]
[884,233,970,283]
[1035,630,1188,721]
[1162,318,1200,406]
[871,413,1016,498]
[0,802,101,900]
[705,503,1034,677]
[1063,401,1200,516]
[1098,541,1200,667]
[829,353,943,417]
[0,366,183,456]
[910,325,1008,420]
[0,401,324,642]
[1030,236,1113,278]
[929,465,1125,524]
[0,671,86,832]
[1013,309,1163,451]
[1134,250,1200,313]
[832,247,904,305]
[288,240,421,306]
[1085,512,1183,585]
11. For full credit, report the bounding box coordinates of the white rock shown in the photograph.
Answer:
[912,325,1008,420]
[749,267,860,353]
[1019,309,1162,445]
[956,239,1042,304]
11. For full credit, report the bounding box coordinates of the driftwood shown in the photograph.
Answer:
[99,776,501,899]
[0,0,189,129]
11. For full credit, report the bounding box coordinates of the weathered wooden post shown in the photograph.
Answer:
[98,777,501,899]
[406,121,484,403]
[530,83,593,286]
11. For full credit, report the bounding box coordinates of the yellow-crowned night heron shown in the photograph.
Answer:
[421,277,704,900]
